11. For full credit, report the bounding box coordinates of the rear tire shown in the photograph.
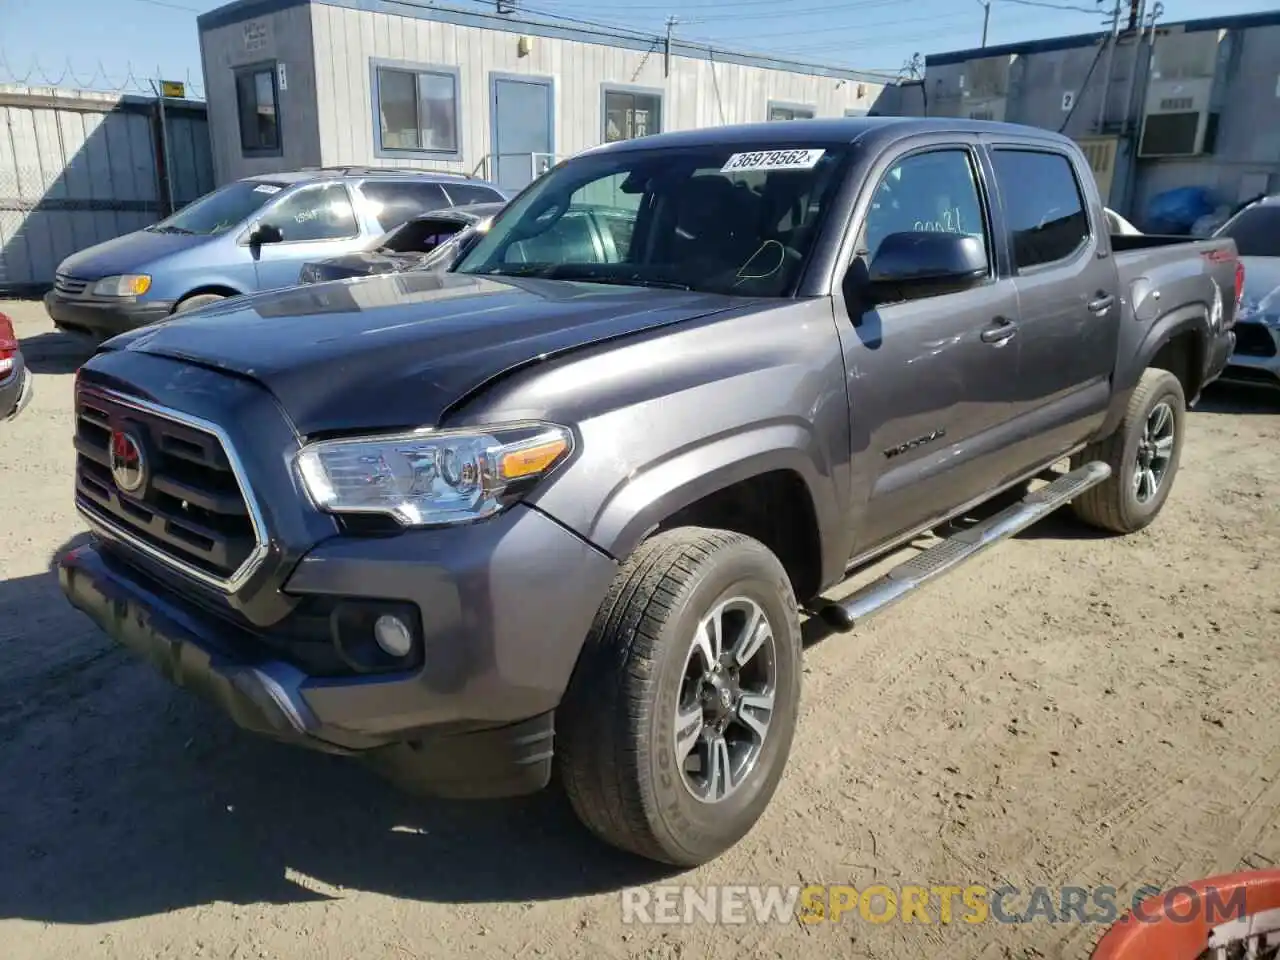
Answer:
[173,293,226,315]
[558,527,802,867]
[1071,367,1186,534]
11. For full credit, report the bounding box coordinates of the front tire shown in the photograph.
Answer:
[558,527,802,866]
[1072,367,1186,534]
[173,293,226,315]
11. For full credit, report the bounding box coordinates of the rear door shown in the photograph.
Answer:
[247,183,363,290]
[836,140,1024,554]
[984,145,1119,465]
[357,180,452,233]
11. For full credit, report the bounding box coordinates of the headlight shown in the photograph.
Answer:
[295,421,573,527]
[92,274,151,297]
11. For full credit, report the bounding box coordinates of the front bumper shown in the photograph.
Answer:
[59,502,618,798]
[44,290,175,339]
[1218,320,1280,388]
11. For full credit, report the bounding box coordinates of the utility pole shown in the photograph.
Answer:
[664,16,677,77]
[1119,0,1147,138]
[1095,0,1122,133]
[976,0,991,48]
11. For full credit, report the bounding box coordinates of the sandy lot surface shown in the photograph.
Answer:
[1,295,1278,960]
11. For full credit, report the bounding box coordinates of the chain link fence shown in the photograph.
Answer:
[0,85,213,294]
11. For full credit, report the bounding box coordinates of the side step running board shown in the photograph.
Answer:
[819,460,1111,631]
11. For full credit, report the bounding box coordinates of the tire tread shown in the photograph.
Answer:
[559,527,771,864]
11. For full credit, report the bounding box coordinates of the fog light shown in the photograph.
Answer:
[373,614,413,658]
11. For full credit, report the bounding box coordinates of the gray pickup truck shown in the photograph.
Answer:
[59,117,1238,868]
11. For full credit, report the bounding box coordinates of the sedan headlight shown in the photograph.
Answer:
[295,422,574,527]
[92,274,152,297]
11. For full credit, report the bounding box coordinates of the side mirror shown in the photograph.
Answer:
[249,222,285,245]
[861,231,988,304]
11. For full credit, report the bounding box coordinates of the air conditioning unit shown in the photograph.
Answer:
[1138,29,1224,158]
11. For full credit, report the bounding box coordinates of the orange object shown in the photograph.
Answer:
[1092,870,1280,959]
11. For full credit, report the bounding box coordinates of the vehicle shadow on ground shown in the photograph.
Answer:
[0,536,678,928]
[18,330,98,376]
[1193,381,1279,414]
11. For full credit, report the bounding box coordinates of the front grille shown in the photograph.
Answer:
[54,274,89,298]
[1233,322,1278,358]
[73,386,265,591]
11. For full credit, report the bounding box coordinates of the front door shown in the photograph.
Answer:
[490,75,553,192]
[836,144,1024,555]
[248,183,362,291]
[986,146,1120,467]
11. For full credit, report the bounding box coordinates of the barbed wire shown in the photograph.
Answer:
[0,49,205,99]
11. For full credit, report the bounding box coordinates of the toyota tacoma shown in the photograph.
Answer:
[60,118,1238,867]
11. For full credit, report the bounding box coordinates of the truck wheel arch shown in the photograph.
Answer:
[582,429,837,603]
[1136,305,1209,400]
[1102,304,1209,440]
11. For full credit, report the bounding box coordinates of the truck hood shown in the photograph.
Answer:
[57,228,208,280]
[107,271,752,435]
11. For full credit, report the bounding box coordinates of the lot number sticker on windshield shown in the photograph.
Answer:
[253,184,282,194]
[721,149,825,173]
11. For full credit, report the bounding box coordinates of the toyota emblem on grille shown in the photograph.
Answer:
[109,429,148,495]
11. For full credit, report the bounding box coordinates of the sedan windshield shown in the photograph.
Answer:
[1215,204,1280,258]
[453,144,850,296]
[147,180,287,236]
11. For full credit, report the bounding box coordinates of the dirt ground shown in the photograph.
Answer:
[1,295,1278,960]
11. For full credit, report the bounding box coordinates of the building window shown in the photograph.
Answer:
[767,102,815,122]
[235,62,281,156]
[602,87,663,143]
[371,59,461,159]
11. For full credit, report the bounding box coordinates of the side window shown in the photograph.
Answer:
[234,63,281,157]
[360,181,450,231]
[859,149,988,263]
[991,150,1090,270]
[443,183,506,206]
[768,102,815,121]
[262,184,358,242]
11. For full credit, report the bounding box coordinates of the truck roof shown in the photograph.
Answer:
[589,116,1079,156]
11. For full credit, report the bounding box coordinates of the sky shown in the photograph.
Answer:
[0,0,1276,96]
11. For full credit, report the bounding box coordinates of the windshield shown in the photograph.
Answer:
[148,179,287,236]
[453,144,850,296]
[1215,204,1280,258]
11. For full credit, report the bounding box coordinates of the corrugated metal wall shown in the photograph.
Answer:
[0,86,215,292]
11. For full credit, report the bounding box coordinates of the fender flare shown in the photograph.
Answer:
[583,421,839,579]
[1101,303,1209,438]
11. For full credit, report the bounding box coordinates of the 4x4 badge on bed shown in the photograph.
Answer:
[109,429,147,495]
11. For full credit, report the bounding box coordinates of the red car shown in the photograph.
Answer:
[0,312,33,423]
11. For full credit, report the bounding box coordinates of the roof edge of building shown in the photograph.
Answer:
[197,0,900,84]
[924,8,1280,67]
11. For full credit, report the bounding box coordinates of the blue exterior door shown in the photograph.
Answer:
[490,75,553,192]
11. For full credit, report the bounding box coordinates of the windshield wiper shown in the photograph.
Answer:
[148,224,194,234]
[575,275,694,291]
[546,268,693,291]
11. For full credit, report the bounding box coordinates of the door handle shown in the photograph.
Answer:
[1088,294,1115,314]
[980,318,1018,345]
